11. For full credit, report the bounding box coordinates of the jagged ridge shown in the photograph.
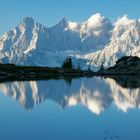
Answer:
[0,14,140,70]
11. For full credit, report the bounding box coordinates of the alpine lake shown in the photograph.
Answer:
[0,75,140,140]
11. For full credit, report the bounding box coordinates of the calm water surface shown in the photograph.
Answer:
[0,76,140,140]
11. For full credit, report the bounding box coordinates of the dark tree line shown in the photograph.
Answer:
[62,57,93,71]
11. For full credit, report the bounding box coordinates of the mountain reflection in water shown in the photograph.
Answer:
[0,76,140,114]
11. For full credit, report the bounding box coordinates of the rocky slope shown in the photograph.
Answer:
[105,56,140,74]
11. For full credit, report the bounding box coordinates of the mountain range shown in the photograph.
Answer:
[0,13,140,70]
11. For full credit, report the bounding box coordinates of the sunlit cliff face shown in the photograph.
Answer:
[0,77,140,114]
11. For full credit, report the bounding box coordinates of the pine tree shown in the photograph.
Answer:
[100,62,104,71]
[62,57,73,69]
[88,65,91,71]
[77,63,81,71]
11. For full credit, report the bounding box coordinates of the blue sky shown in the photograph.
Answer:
[0,0,140,35]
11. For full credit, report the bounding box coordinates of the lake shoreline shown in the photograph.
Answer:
[0,63,95,82]
[0,62,140,82]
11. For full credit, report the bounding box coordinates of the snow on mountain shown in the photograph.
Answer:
[0,16,48,65]
[67,13,112,52]
[0,14,140,70]
[86,15,140,68]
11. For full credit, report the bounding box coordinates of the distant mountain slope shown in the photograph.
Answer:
[0,13,140,70]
